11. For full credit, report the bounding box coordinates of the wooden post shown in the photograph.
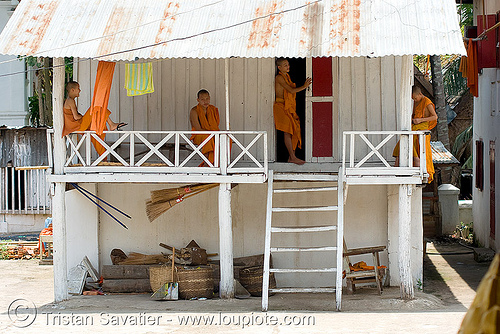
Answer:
[398,55,415,300]
[224,58,230,131]
[218,183,234,298]
[52,57,68,301]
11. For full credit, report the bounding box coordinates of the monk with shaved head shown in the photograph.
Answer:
[274,58,311,165]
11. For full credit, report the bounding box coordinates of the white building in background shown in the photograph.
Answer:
[471,0,500,250]
[0,0,27,127]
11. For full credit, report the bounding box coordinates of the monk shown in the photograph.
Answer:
[393,85,437,183]
[274,58,312,165]
[63,81,127,156]
[190,89,220,166]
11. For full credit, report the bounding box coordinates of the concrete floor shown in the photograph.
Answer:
[0,240,492,333]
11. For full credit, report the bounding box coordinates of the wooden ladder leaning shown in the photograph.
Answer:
[261,169,345,311]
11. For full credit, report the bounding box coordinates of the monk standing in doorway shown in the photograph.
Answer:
[274,58,311,165]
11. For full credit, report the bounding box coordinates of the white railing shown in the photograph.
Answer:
[47,130,268,176]
[342,131,429,180]
[0,166,51,214]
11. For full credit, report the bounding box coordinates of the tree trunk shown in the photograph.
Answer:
[42,57,53,126]
[35,71,43,127]
[430,56,450,150]
[430,55,451,183]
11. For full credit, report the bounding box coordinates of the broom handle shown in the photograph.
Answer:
[183,184,218,200]
[71,183,132,219]
[171,247,175,282]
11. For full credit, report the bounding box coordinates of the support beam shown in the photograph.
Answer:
[398,55,415,300]
[52,57,68,302]
[224,58,230,131]
[218,183,234,298]
[398,184,414,299]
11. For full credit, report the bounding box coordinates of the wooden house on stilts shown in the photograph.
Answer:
[0,0,466,310]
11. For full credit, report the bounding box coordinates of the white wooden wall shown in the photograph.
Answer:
[75,56,403,162]
[336,56,401,160]
[76,58,275,160]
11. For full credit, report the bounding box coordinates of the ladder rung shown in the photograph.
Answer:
[269,287,336,293]
[272,205,338,212]
[273,186,338,193]
[270,268,337,273]
[271,225,337,233]
[271,246,337,252]
[273,174,338,181]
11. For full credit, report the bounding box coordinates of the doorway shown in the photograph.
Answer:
[275,58,306,162]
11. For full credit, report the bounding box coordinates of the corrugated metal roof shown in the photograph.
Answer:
[0,0,466,61]
[431,141,460,165]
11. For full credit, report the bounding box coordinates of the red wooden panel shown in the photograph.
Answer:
[312,57,332,97]
[476,140,484,191]
[477,15,497,71]
[312,102,333,157]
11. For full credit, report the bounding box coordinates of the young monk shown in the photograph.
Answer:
[274,58,312,165]
[393,85,437,183]
[63,81,127,155]
[190,89,220,165]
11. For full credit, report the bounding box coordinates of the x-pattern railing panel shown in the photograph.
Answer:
[52,130,267,175]
[342,131,428,179]
[227,133,263,169]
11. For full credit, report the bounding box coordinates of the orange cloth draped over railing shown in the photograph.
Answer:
[190,104,220,164]
[273,72,301,150]
[392,96,436,183]
[62,107,111,156]
[90,61,116,135]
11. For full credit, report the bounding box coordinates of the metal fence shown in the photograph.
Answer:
[0,166,51,214]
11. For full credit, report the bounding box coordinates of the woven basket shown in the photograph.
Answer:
[239,266,276,297]
[176,266,214,299]
[149,265,172,292]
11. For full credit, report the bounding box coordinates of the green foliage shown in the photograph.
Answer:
[458,4,474,34]
[27,94,40,127]
[455,222,474,244]
[443,57,467,97]
[0,241,12,260]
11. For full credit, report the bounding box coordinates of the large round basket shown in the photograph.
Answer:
[239,266,276,297]
[176,266,214,299]
[149,265,172,292]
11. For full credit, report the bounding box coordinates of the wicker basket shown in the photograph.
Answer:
[176,266,214,299]
[239,266,276,297]
[149,265,172,292]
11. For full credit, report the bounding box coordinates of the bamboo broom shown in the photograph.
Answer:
[150,183,214,203]
[146,184,218,222]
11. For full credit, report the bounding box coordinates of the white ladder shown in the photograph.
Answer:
[261,169,344,311]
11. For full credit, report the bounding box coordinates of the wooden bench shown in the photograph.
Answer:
[343,240,386,294]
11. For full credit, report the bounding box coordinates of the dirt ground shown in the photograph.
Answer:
[0,238,492,334]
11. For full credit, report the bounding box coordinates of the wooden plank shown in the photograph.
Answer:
[102,279,152,293]
[381,57,397,158]
[344,246,386,256]
[271,246,337,252]
[271,225,337,233]
[270,268,337,273]
[273,186,338,193]
[101,265,150,279]
[272,205,338,212]
[270,287,336,293]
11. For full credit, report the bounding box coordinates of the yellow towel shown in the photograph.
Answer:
[124,62,154,96]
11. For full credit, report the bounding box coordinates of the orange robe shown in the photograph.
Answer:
[393,96,436,183]
[190,104,220,164]
[273,72,301,150]
[62,106,111,156]
[90,61,116,135]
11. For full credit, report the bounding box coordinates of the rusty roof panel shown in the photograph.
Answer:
[431,141,460,165]
[0,0,466,60]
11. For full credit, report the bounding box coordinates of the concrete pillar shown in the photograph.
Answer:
[52,57,68,302]
[438,184,460,235]
[218,183,234,298]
